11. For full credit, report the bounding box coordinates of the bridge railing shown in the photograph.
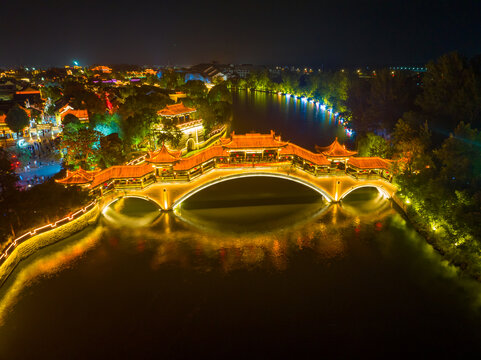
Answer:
[103,155,391,192]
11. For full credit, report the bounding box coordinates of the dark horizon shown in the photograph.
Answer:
[1,0,480,68]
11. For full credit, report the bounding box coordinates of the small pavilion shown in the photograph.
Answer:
[157,103,202,151]
[315,138,357,164]
[56,168,101,188]
[157,103,196,125]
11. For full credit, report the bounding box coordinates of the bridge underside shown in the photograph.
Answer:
[99,167,397,211]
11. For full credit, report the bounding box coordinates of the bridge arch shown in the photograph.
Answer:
[171,172,334,210]
[339,184,391,201]
[101,195,163,214]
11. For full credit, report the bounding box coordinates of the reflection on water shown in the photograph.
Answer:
[1,179,481,357]
[0,227,103,325]
[231,90,350,149]
[102,197,161,227]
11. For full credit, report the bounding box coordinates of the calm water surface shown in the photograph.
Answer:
[1,93,481,358]
[231,90,351,149]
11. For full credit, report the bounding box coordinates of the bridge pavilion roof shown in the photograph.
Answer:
[220,131,288,150]
[316,138,357,158]
[280,144,330,166]
[347,157,392,170]
[147,145,182,164]
[157,103,196,117]
[90,164,154,188]
[173,145,227,171]
[56,168,101,185]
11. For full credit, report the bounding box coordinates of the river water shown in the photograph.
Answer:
[0,92,481,358]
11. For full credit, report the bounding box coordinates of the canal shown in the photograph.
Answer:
[0,91,480,358]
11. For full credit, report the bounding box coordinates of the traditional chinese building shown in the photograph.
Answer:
[91,66,112,74]
[156,103,203,151]
[57,104,89,124]
[316,137,358,164]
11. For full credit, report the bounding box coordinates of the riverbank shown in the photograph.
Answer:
[0,202,100,287]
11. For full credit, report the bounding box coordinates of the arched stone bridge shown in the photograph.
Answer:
[58,131,397,211]
[99,166,397,211]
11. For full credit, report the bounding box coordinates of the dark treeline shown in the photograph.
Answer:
[354,53,481,279]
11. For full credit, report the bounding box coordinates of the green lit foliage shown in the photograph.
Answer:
[30,108,43,124]
[40,85,62,102]
[91,113,122,137]
[62,113,80,126]
[159,70,185,89]
[5,105,29,135]
[207,83,232,104]
[392,119,432,173]
[156,118,183,148]
[357,132,392,158]
[181,80,208,99]
[60,124,101,169]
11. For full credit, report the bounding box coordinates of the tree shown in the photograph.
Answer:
[6,105,29,137]
[392,119,432,173]
[357,132,392,158]
[62,113,80,126]
[156,118,183,148]
[207,83,232,104]
[181,80,207,99]
[0,149,18,198]
[60,125,101,169]
[435,122,481,188]
[417,52,481,134]
[365,69,419,133]
[98,133,125,168]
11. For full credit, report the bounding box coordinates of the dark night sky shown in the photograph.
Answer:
[1,0,480,67]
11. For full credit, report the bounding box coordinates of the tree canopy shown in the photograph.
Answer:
[6,105,29,134]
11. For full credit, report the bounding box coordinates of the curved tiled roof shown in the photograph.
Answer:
[158,103,196,116]
[147,145,182,163]
[60,109,89,120]
[220,130,288,149]
[56,168,100,185]
[173,146,227,171]
[347,157,392,170]
[280,144,330,166]
[316,138,357,157]
[90,164,154,188]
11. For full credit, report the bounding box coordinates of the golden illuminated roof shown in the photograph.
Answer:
[56,168,100,185]
[147,145,182,163]
[90,164,154,188]
[220,130,288,149]
[348,157,392,170]
[280,144,330,165]
[315,138,357,157]
[158,102,196,116]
